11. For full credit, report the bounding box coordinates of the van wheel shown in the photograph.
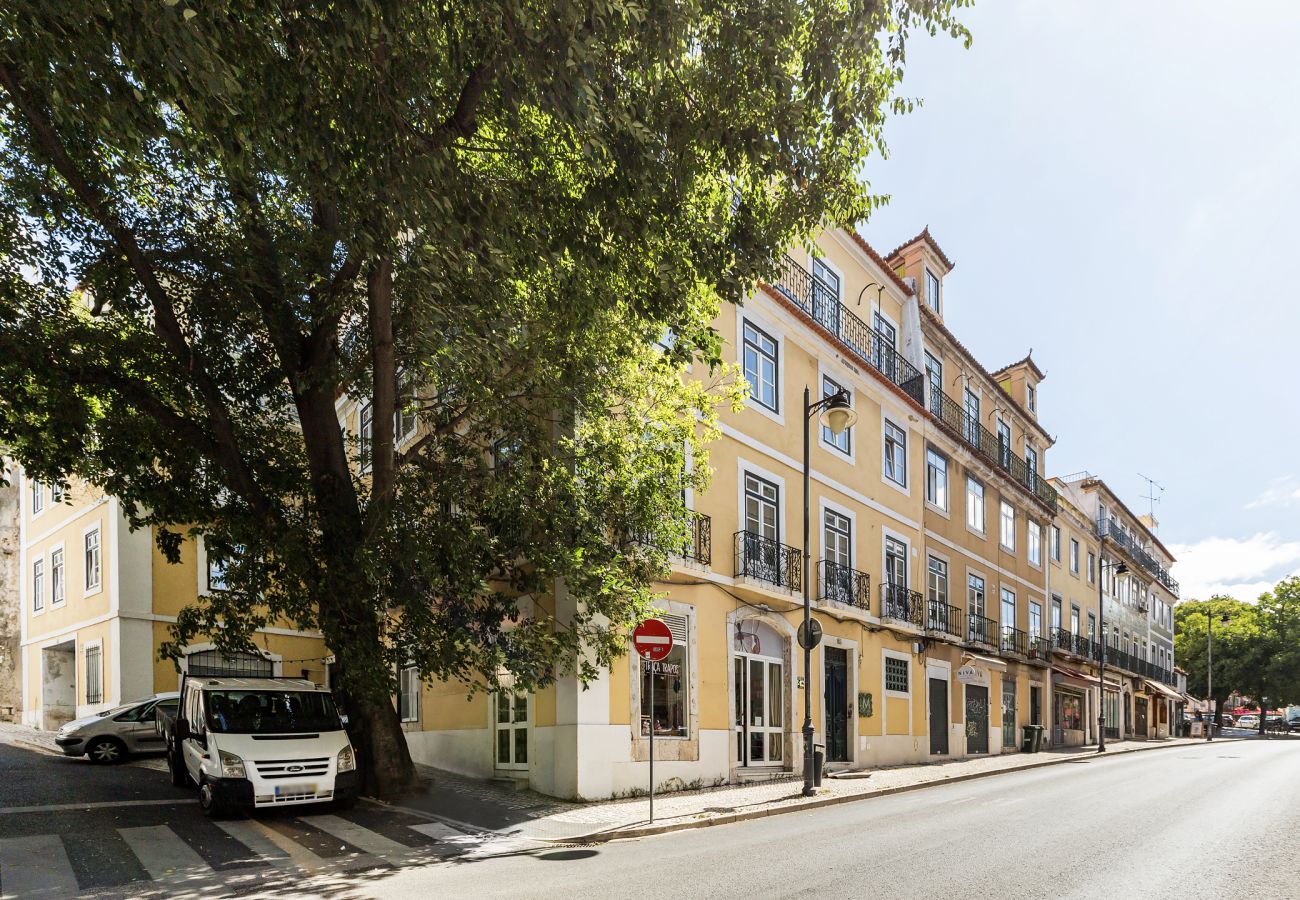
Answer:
[168,748,192,787]
[86,737,126,764]
[198,781,228,819]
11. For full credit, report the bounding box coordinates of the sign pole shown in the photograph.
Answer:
[649,660,655,824]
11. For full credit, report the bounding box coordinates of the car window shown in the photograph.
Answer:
[112,702,149,723]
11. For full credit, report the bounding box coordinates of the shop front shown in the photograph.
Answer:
[958,653,1004,756]
[731,616,793,772]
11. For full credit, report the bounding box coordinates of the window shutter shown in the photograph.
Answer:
[660,613,688,645]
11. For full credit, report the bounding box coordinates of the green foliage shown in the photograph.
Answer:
[0,0,969,785]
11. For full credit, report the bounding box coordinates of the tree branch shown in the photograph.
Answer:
[367,258,397,509]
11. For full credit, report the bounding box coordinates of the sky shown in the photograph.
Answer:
[858,1,1300,602]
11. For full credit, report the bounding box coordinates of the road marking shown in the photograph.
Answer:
[214,819,295,869]
[0,835,80,898]
[408,821,466,840]
[118,825,214,885]
[303,815,410,859]
[0,799,190,816]
[234,818,331,873]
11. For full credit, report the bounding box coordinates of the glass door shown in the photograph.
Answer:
[872,312,897,376]
[964,389,980,445]
[744,473,780,582]
[734,654,784,766]
[823,510,852,604]
[811,259,840,336]
[495,691,529,770]
[884,537,907,618]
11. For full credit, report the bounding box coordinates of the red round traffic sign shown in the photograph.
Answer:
[632,618,674,662]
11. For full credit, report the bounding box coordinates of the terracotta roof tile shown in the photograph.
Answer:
[992,351,1046,382]
[885,226,956,273]
[845,230,915,296]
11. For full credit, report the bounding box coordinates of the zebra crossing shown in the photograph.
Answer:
[0,805,491,898]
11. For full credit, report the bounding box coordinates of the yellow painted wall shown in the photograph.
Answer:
[24,499,113,640]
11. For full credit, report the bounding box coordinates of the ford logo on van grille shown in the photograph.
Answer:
[286,765,304,773]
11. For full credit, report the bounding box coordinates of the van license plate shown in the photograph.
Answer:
[275,784,316,797]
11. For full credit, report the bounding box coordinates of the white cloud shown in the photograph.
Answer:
[1245,475,1300,510]
[1169,532,1300,602]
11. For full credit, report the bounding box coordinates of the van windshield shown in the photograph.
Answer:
[204,690,341,735]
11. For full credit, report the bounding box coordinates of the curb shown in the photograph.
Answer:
[559,738,1244,844]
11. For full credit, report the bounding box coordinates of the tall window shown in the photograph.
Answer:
[51,548,65,605]
[1087,613,1097,642]
[925,352,943,414]
[872,312,897,373]
[883,421,907,487]
[811,259,841,335]
[963,388,980,444]
[358,402,374,472]
[1028,523,1041,566]
[821,377,851,454]
[1050,526,1061,562]
[84,527,101,592]
[85,645,102,705]
[1070,539,1080,574]
[742,321,779,412]
[1052,596,1063,632]
[397,662,420,722]
[966,477,985,532]
[1070,605,1081,634]
[925,449,948,510]
[823,509,851,568]
[1025,445,1038,487]
[1087,551,1096,584]
[51,483,65,504]
[30,481,43,515]
[32,559,44,612]
[927,556,948,605]
[744,473,779,541]
[1029,600,1042,638]
[925,268,941,313]
[642,614,689,737]
[1000,588,1016,629]
[968,574,986,616]
[997,419,1011,466]
[999,502,1015,551]
[1027,384,1037,412]
[395,373,418,443]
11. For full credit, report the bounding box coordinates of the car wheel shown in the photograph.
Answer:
[168,748,193,787]
[86,737,126,765]
[198,780,227,819]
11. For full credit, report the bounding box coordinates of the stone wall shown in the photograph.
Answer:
[0,465,19,721]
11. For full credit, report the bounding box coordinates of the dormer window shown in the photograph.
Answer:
[1027,383,1037,413]
[925,268,940,314]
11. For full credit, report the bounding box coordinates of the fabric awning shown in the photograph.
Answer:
[1053,672,1092,692]
[1053,665,1121,692]
[963,652,1007,673]
[1144,679,1182,701]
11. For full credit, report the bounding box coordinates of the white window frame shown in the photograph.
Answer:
[739,315,782,420]
[32,558,45,615]
[925,268,941,314]
[397,662,420,723]
[1050,525,1062,563]
[999,502,1016,553]
[1070,539,1080,574]
[395,372,419,446]
[358,401,374,474]
[1027,383,1037,413]
[927,554,949,606]
[882,418,908,491]
[924,447,948,512]
[49,543,66,607]
[84,640,104,705]
[736,459,787,546]
[50,483,65,504]
[966,476,985,534]
[30,480,44,517]
[1028,522,1042,567]
[818,372,853,458]
[883,651,911,698]
[83,523,102,596]
[818,499,857,571]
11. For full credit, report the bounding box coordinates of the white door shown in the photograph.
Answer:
[495,691,529,770]
[735,654,784,766]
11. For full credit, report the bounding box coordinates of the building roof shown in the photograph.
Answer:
[885,226,956,273]
[845,229,916,296]
[1076,477,1176,561]
[991,351,1046,382]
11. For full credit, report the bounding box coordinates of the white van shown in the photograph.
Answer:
[161,676,358,817]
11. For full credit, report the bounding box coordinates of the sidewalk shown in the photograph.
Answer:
[391,736,1230,844]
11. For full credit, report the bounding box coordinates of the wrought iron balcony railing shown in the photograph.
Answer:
[733,531,802,591]
[926,600,964,639]
[1000,626,1029,657]
[683,512,712,567]
[819,560,870,610]
[1052,627,1090,657]
[1027,634,1051,662]
[966,611,998,646]
[1098,517,1179,595]
[881,583,925,627]
[770,255,926,406]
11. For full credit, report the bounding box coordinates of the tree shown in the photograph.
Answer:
[1174,596,1256,725]
[0,1,969,794]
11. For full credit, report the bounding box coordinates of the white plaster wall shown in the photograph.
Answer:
[404,728,494,779]
[118,617,154,702]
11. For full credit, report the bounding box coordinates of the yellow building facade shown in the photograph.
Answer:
[18,477,329,730]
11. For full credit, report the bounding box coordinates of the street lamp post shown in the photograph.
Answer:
[801,385,856,797]
[1096,545,1127,753]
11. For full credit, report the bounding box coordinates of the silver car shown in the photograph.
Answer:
[54,693,180,764]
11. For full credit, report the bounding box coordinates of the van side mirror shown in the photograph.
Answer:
[176,719,190,741]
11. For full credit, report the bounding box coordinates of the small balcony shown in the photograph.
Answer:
[1052,627,1087,657]
[818,560,871,611]
[683,512,712,567]
[1026,634,1051,664]
[966,611,998,647]
[881,583,925,628]
[925,600,964,641]
[999,626,1029,658]
[733,531,802,592]
[1098,517,1179,595]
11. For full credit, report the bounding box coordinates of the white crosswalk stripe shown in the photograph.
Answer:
[118,824,216,885]
[302,814,410,859]
[213,818,297,870]
[0,834,80,899]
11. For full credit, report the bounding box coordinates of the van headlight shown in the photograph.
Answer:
[337,745,356,773]
[218,750,246,779]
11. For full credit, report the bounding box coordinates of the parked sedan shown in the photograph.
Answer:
[1235,714,1260,731]
[54,693,179,763]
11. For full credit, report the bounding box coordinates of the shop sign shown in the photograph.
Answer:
[957,665,987,685]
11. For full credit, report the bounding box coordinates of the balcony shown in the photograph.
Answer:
[819,560,870,611]
[683,512,712,567]
[1098,517,1179,595]
[770,255,925,406]
[928,387,1059,512]
[881,583,925,628]
[966,611,998,647]
[1052,627,1088,657]
[1027,634,1052,664]
[734,531,802,592]
[926,600,964,640]
[999,626,1029,658]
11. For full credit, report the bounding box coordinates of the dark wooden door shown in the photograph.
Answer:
[929,677,949,755]
[824,647,849,762]
[965,684,989,754]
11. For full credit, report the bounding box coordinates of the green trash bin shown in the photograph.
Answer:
[1021,724,1044,753]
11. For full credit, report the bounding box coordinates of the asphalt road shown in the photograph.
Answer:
[358,738,1300,900]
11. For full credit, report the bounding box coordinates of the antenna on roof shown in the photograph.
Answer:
[1138,472,1164,522]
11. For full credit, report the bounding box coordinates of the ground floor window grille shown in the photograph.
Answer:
[85,645,102,704]
[186,649,273,678]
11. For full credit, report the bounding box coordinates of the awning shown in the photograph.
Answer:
[1145,679,1182,701]
[1053,665,1121,692]
[962,652,1007,673]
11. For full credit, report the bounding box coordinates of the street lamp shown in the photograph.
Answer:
[1206,610,1230,742]
[1096,549,1128,753]
[801,385,857,797]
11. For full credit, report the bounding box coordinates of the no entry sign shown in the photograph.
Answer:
[632,618,674,662]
